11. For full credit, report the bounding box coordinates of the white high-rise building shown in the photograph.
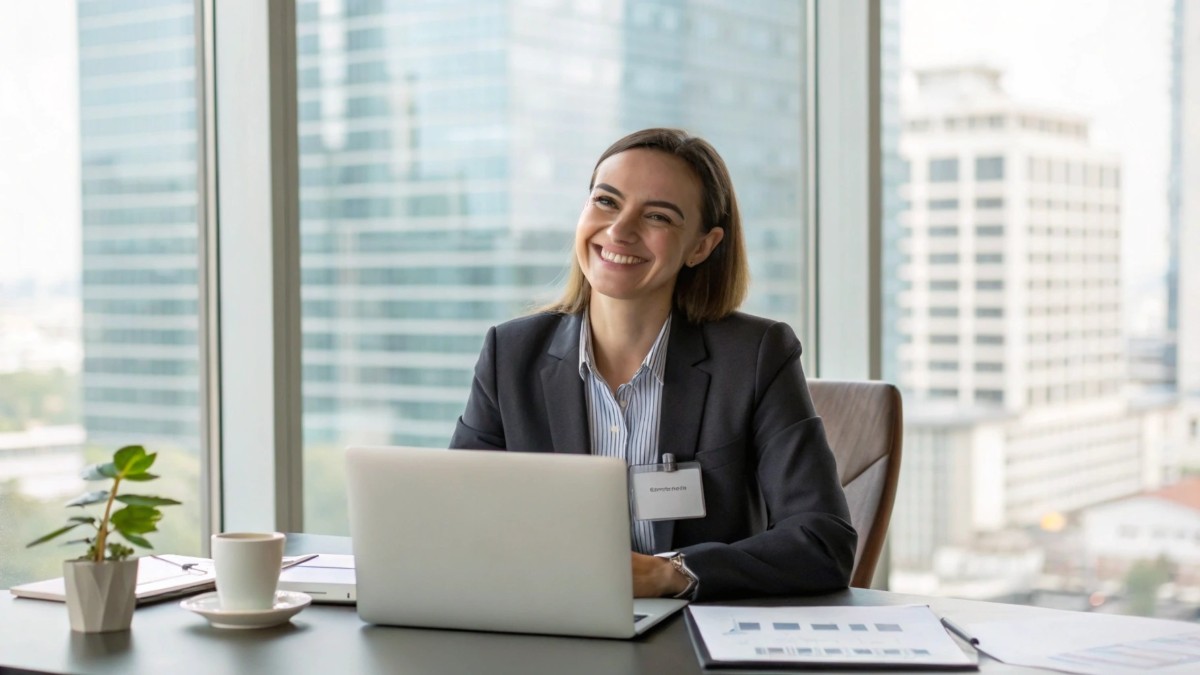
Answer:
[891,67,1166,576]
[1170,0,1200,463]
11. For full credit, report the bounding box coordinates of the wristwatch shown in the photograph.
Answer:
[657,551,699,599]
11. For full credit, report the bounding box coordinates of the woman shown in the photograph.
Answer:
[450,128,856,601]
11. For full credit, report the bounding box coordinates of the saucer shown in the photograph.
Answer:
[181,590,312,629]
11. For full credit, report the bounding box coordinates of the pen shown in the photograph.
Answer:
[283,553,319,569]
[940,616,979,646]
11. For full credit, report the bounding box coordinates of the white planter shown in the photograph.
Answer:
[62,558,139,633]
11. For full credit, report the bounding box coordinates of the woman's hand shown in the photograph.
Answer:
[632,552,689,598]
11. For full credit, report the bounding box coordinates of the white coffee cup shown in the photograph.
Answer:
[211,532,286,611]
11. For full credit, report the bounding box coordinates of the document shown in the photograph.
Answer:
[10,554,315,605]
[685,604,977,670]
[945,611,1200,675]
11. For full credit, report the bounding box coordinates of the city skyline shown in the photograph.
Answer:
[1,1,1178,345]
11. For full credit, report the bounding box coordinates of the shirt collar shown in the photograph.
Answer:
[578,309,672,386]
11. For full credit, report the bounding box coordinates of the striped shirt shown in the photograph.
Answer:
[579,310,671,555]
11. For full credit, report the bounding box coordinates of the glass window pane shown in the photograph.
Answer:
[0,0,203,587]
[881,0,1200,619]
[299,0,810,534]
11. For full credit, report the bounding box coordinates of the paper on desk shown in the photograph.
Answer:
[949,611,1200,675]
[688,604,976,668]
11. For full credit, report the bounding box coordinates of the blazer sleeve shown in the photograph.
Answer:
[449,326,507,450]
[680,322,857,600]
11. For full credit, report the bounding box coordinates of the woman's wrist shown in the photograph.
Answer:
[658,556,689,595]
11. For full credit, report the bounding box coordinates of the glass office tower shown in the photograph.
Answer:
[75,0,202,554]
[77,0,201,454]
[296,0,811,531]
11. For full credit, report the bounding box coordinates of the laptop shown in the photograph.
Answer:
[344,445,687,639]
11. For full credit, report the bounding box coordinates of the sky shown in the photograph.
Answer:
[901,0,1173,332]
[0,0,1178,333]
[0,0,80,289]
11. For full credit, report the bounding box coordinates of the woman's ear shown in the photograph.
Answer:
[687,227,725,267]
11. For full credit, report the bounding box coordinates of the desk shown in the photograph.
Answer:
[2,534,1048,674]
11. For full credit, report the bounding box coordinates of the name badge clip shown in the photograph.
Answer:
[628,453,706,521]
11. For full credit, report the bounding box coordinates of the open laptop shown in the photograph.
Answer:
[344,445,687,639]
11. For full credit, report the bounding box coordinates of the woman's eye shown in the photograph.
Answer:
[646,213,673,225]
[592,195,617,208]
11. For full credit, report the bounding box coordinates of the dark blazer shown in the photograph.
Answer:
[450,309,857,600]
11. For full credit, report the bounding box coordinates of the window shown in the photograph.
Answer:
[975,156,1005,181]
[975,389,1004,403]
[297,1,811,533]
[881,0,1189,622]
[0,1,204,588]
[929,157,959,182]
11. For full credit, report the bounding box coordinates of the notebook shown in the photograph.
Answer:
[276,553,356,604]
[345,445,687,639]
[12,554,315,605]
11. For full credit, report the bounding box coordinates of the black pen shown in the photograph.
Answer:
[940,616,979,646]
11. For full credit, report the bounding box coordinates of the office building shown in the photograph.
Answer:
[76,0,201,454]
[891,66,1159,579]
[1170,0,1200,465]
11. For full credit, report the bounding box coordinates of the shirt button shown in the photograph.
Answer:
[609,425,619,433]
[620,399,628,408]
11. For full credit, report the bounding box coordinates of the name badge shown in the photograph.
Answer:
[629,454,706,521]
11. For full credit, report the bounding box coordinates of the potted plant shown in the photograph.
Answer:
[27,445,180,633]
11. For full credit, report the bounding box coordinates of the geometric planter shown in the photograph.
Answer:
[62,558,139,633]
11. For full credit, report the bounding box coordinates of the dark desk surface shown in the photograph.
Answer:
[2,534,1044,674]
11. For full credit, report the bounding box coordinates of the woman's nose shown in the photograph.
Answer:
[607,211,638,243]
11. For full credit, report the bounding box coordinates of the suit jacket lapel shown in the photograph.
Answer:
[653,311,710,551]
[540,312,589,455]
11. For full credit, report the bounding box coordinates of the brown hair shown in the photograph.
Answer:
[543,128,749,323]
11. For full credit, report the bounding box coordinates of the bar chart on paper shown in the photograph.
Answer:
[685,604,976,669]
[949,612,1200,675]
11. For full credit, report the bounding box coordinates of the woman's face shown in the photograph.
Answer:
[575,148,724,309]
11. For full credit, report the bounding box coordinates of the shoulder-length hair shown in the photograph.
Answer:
[542,128,749,323]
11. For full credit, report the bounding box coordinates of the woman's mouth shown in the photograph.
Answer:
[597,246,647,265]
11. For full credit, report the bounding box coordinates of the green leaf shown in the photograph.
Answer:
[79,462,117,480]
[63,537,93,546]
[121,472,159,482]
[115,495,181,507]
[118,532,153,549]
[26,522,87,547]
[110,505,162,535]
[127,451,157,476]
[66,490,109,507]
[113,445,146,474]
[68,516,97,525]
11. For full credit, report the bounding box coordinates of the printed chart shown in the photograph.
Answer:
[687,604,974,668]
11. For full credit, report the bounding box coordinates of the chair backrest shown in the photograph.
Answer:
[807,379,903,588]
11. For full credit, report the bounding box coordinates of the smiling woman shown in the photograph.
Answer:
[449,128,856,602]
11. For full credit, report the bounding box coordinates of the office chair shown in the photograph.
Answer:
[807,379,903,588]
